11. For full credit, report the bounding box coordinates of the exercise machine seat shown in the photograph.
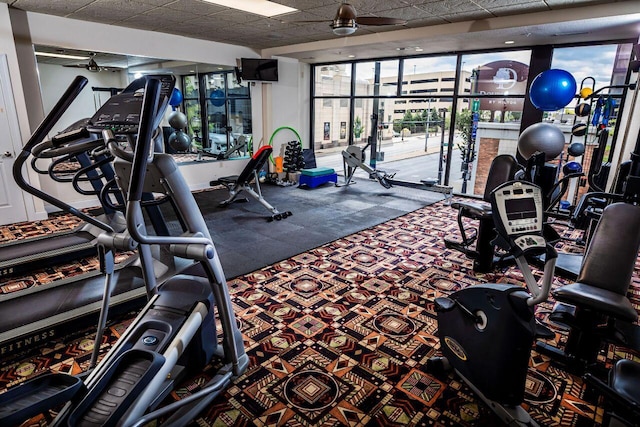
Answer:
[451,154,522,213]
[610,359,640,405]
[215,145,272,188]
[445,155,523,272]
[553,203,640,323]
[211,145,291,221]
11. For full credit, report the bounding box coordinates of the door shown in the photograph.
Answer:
[0,54,28,225]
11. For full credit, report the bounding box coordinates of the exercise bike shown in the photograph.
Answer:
[0,76,248,426]
[429,180,557,426]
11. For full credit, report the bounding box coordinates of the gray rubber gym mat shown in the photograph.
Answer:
[161,177,447,279]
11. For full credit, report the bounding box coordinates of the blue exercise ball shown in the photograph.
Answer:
[210,89,225,107]
[568,141,585,156]
[169,88,183,107]
[529,69,577,111]
[563,161,582,175]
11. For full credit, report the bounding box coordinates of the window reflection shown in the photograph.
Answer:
[182,71,252,157]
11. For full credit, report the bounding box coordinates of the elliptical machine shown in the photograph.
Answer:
[0,76,248,426]
[429,180,557,426]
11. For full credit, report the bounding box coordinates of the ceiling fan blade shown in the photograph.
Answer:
[355,17,406,26]
[62,64,88,68]
[282,19,330,24]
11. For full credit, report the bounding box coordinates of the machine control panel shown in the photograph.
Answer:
[86,75,175,135]
[513,234,546,250]
[491,181,544,238]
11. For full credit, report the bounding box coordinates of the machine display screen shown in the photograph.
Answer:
[505,198,537,220]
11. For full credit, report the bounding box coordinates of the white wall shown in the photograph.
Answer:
[266,57,310,160]
[0,7,263,213]
[0,3,45,219]
[38,64,129,136]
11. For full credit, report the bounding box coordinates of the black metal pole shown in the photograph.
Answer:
[438,110,446,184]
[369,61,381,170]
[129,78,162,202]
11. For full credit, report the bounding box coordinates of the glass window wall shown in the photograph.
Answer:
[311,43,632,196]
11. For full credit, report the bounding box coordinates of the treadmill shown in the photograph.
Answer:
[0,121,126,279]
[0,75,188,358]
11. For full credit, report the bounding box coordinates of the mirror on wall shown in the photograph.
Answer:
[33,45,254,163]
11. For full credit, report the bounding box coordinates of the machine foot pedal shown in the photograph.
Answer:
[69,349,165,426]
[534,323,556,339]
[0,373,84,426]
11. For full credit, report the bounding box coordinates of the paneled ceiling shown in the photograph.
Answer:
[3,0,640,64]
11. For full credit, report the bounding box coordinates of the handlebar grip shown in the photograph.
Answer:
[51,127,91,147]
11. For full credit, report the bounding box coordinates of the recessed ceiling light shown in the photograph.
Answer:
[202,0,297,17]
[348,54,355,58]
[415,47,423,52]
[504,40,515,44]
[396,47,405,51]
[35,51,89,60]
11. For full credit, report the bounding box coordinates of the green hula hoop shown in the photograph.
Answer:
[268,126,303,165]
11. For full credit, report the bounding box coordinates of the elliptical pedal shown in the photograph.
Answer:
[68,350,165,426]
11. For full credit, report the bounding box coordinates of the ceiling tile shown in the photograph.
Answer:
[162,0,227,15]
[490,3,550,17]
[70,0,156,23]
[274,0,336,9]
[438,10,494,22]
[403,16,452,27]
[119,14,165,31]
[208,9,265,24]
[140,7,195,23]
[366,6,436,21]
[415,0,484,15]
[471,0,546,8]
[6,0,639,57]
[138,0,175,6]
[348,0,414,13]
[11,0,95,16]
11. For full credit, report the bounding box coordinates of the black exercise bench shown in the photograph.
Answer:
[210,145,291,221]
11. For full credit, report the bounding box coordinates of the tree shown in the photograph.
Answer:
[353,116,363,140]
[401,110,413,131]
[455,109,474,162]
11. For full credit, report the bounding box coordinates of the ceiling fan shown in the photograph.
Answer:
[290,3,407,36]
[63,52,121,72]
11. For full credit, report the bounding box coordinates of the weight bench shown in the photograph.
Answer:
[210,145,292,221]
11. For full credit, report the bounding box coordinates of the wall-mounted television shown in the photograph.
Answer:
[240,58,278,82]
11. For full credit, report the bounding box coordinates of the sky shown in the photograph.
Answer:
[343,43,628,92]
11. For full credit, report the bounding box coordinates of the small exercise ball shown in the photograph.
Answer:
[580,87,593,99]
[168,111,188,129]
[563,161,583,175]
[575,102,591,117]
[168,130,191,152]
[169,88,183,107]
[568,141,585,157]
[518,122,566,161]
[529,69,577,111]
[571,123,588,137]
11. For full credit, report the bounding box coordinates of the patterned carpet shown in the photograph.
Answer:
[1,199,639,426]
